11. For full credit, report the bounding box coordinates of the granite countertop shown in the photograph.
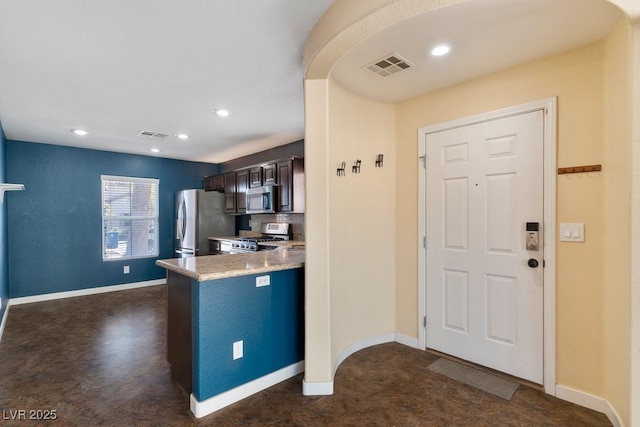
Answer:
[258,240,305,248]
[155,245,305,282]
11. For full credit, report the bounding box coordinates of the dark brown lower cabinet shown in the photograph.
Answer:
[166,271,192,394]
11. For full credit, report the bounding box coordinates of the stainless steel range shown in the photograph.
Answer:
[227,223,291,254]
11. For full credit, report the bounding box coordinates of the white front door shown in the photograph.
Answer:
[425,110,544,384]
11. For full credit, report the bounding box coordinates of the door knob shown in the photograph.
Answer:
[527,258,539,268]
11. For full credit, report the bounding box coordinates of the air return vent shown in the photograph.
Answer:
[364,53,414,77]
[137,130,169,138]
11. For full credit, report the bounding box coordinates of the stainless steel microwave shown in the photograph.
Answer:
[246,185,277,214]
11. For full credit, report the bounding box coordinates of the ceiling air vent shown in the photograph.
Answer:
[364,53,414,78]
[137,130,169,138]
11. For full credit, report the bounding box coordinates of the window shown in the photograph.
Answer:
[102,175,159,261]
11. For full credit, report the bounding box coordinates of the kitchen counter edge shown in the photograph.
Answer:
[156,246,305,282]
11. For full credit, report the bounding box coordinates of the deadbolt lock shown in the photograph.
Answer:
[526,222,539,251]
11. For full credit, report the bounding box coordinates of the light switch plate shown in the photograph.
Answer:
[233,340,243,360]
[560,223,584,242]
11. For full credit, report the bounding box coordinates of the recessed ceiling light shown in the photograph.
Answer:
[176,133,189,140]
[430,42,455,57]
[214,109,231,117]
[71,129,89,136]
[150,148,160,153]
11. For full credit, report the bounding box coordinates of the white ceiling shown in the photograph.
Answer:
[332,0,623,103]
[0,0,624,163]
[0,0,333,163]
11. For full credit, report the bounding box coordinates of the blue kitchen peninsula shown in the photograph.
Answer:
[156,246,305,418]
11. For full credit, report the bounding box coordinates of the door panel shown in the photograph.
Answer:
[443,269,469,333]
[485,274,517,345]
[486,173,516,253]
[426,110,544,384]
[444,178,468,250]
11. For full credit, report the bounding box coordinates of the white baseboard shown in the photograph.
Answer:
[9,279,165,306]
[555,384,622,427]
[302,378,333,396]
[302,333,395,397]
[0,304,8,344]
[190,361,304,418]
[303,333,420,397]
[332,333,395,377]
[604,400,623,427]
[394,332,420,349]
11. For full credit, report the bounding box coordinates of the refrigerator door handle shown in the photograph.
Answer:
[175,248,195,256]
[176,196,186,241]
[180,199,187,240]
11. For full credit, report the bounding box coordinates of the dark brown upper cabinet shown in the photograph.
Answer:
[204,175,224,192]
[262,163,277,185]
[223,172,237,214]
[249,167,263,188]
[204,157,303,215]
[276,158,304,213]
[235,169,249,214]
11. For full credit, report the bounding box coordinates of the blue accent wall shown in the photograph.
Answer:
[192,268,304,401]
[7,140,220,298]
[0,122,8,319]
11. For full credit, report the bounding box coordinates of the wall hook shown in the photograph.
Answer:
[352,160,362,174]
[375,154,384,167]
[337,161,346,176]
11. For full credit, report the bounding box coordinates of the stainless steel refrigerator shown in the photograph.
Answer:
[175,189,234,257]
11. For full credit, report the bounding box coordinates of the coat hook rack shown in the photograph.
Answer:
[557,164,602,175]
[352,160,362,174]
[375,154,384,167]
[337,161,346,176]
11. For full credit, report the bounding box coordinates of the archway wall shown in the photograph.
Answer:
[602,17,632,425]
[303,1,639,424]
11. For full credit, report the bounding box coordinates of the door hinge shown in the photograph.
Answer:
[423,236,427,248]
[423,316,427,328]
[419,155,426,169]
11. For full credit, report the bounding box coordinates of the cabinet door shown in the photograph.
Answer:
[249,167,263,188]
[276,158,304,213]
[263,163,277,185]
[276,160,293,212]
[223,172,237,214]
[205,175,225,192]
[236,169,249,214]
[203,176,215,191]
[213,175,225,192]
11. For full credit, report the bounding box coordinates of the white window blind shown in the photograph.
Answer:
[101,175,159,261]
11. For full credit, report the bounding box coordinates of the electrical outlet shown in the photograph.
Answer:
[123,265,130,274]
[256,275,270,287]
[233,340,243,360]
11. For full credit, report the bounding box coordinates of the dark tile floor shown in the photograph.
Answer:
[0,285,610,426]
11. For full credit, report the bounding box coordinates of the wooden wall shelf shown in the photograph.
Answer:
[557,165,602,175]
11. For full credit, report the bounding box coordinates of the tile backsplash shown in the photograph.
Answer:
[247,213,305,241]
